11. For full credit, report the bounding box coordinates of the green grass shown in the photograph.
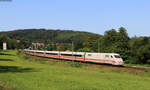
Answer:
[0,50,150,90]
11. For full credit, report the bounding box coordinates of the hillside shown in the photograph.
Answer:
[0,29,100,43]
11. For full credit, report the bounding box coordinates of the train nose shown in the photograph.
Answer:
[118,61,124,64]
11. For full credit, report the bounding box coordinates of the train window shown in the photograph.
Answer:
[37,52,43,54]
[88,54,92,56]
[114,55,121,58]
[46,53,58,55]
[105,55,109,58]
[61,54,72,56]
[74,54,82,57]
[111,55,113,58]
[61,54,82,57]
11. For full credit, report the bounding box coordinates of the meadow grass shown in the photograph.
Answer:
[0,50,150,90]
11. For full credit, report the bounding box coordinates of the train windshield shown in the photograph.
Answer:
[114,55,121,58]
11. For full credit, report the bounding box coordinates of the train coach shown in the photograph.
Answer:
[24,49,124,66]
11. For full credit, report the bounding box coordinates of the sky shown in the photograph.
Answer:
[0,0,150,36]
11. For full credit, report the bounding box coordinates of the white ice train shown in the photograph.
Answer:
[24,49,124,66]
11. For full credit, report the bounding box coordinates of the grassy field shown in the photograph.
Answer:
[0,50,150,90]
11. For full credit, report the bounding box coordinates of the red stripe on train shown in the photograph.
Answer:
[27,53,116,64]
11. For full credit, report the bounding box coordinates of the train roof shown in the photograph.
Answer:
[24,49,120,55]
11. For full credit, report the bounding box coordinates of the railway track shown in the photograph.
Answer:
[26,53,150,71]
[84,62,149,71]
[53,59,150,71]
[120,66,148,71]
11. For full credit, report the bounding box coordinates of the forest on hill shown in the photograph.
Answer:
[0,29,98,43]
[1,27,150,64]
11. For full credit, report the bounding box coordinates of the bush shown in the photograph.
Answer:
[70,62,85,68]
[147,60,150,64]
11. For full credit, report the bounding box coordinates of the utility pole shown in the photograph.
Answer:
[72,41,74,56]
[98,40,99,53]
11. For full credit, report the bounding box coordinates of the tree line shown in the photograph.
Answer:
[81,27,150,64]
[1,28,150,64]
[0,34,31,49]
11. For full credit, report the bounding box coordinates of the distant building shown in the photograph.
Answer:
[16,40,20,43]
[3,42,7,50]
[32,43,45,49]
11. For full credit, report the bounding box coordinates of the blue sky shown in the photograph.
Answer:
[0,0,150,36]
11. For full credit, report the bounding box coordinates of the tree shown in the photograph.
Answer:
[128,37,150,64]
[97,27,130,60]
[0,34,18,49]
[82,35,100,52]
